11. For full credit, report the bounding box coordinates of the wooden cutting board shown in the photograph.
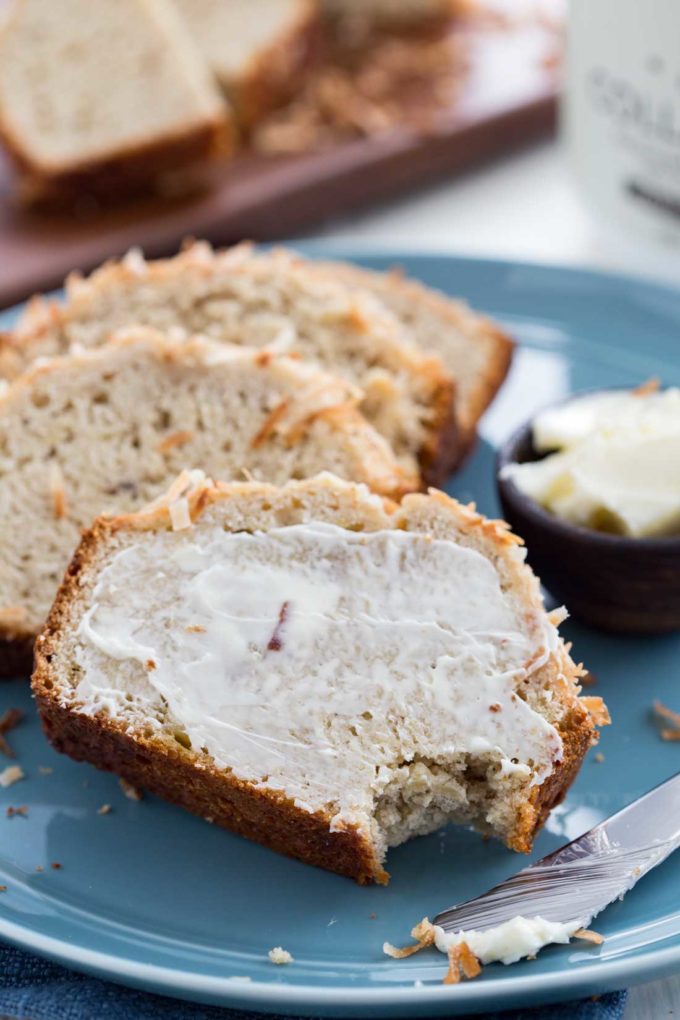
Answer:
[0,19,558,309]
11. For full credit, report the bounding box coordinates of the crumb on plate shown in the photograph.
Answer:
[0,765,24,788]
[653,700,680,741]
[268,947,294,965]
[119,778,143,801]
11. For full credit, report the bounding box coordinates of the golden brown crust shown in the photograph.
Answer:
[32,523,387,883]
[0,114,233,207]
[234,0,322,130]
[313,260,515,457]
[417,376,459,487]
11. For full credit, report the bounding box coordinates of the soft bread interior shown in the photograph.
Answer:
[0,331,408,638]
[39,475,595,871]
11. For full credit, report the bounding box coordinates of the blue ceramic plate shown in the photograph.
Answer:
[0,250,679,1016]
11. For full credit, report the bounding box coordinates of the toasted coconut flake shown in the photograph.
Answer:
[120,778,143,801]
[653,700,680,727]
[157,429,194,453]
[250,399,290,449]
[574,929,604,945]
[581,697,611,727]
[443,942,481,985]
[632,378,660,396]
[48,460,68,519]
[383,917,434,958]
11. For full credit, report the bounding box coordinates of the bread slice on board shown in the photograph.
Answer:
[5,243,457,486]
[0,328,411,674]
[33,471,606,883]
[0,0,232,201]
[175,0,319,128]
[311,258,514,454]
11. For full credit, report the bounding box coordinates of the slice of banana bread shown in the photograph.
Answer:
[33,472,606,883]
[4,243,457,486]
[0,328,411,673]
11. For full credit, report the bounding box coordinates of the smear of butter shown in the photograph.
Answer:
[502,388,680,538]
[433,916,581,965]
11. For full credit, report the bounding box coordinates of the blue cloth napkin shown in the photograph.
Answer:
[0,944,626,1020]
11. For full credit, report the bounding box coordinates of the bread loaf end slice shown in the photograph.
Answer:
[0,0,232,201]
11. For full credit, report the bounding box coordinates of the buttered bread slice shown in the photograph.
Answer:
[3,243,457,487]
[0,329,410,673]
[33,472,606,883]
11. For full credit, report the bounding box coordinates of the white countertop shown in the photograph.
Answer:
[314,139,680,287]
[315,138,680,1020]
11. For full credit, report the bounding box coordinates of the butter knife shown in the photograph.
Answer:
[434,770,680,936]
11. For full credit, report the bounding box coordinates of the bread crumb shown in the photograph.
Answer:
[653,700,680,741]
[38,766,53,775]
[6,805,27,818]
[0,885,6,892]
[0,707,23,758]
[368,912,377,920]
[186,624,206,634]
[632,377,660,396]
[97,804,112,815]
[594,752,605,763]
[268,947,294,964]
[120,778,143,801]
[574,929,604,945]
[35,866,44,873]
[0,765,24,787]
[51,862,62,870]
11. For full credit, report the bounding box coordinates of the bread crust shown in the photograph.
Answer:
[1,116,233,207]
[313,260,515,459]
[31,475,604,880]
[232,0,322,130]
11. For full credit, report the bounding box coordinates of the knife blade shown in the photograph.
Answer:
[433,770,680,935]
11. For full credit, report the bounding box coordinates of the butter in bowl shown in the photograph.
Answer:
[497,383,680,633]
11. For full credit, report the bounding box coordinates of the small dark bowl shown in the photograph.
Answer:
[496,410,680,634]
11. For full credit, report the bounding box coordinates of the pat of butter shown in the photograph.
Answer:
[503,388,680,538]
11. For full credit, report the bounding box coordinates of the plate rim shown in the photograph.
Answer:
[1,248,679,1015]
